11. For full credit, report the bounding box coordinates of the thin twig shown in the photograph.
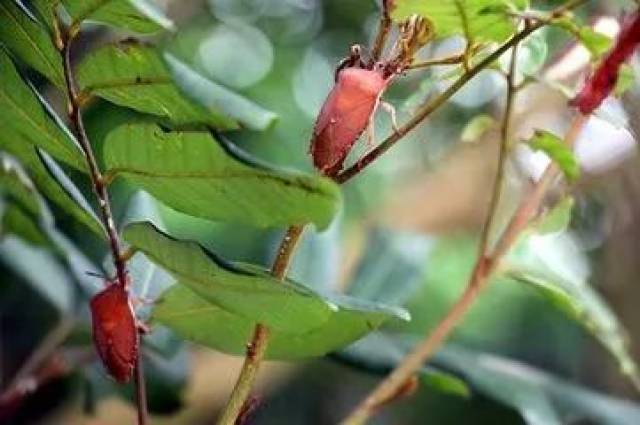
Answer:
[478,42,519,257]
[407,54,465,69]
[61,35,127,290]
[335,0,588,184]
[216,225,305,425]
[59,22,148,425]
[371,0,393,62]
[217,1,589,422]
[339,113,590,425]
[0,318,74,402]
[336,21,535,184]
[134,348,148,425]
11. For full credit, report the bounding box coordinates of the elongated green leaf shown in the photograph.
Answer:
[123,221,335,333]
[392,0,525,43]
[0,153,40,217]
[347,229,434,306]
[0,236,75,312]
[77,43,238,130]
[0,49,84,170]
[163,53,278,131]
[434,344,640,425]
[153,283,408,360]
[61,0,174,34]
[535,197,574,235]
[0,1,64,87]
[614,64,635,97]
[0,141,102,237]
[341,332,640,424]
[460,114,495,143]
[77,42,278,131]
[553,18,612,59]
[0,153,46,244]
[504,202,640,390]
[29,0,58,31]
[528,129,580,182]
[104,123,341,229]
[335,333,470,397]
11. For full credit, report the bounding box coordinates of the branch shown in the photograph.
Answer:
[58,23,148,425]
[61,35,127,290]
[336,21,536,184]
[371,0,393,62]
[339,109,591,425]
[335,0,588,184]
[0,348,93,421]
[407,54,465,69]
[216,225,305,425]
[217,2,589,422]
[478,41,519,257]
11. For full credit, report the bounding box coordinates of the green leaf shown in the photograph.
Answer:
[553,18,612,59]
[614,64,635,97]
[392,0,525,43]
[434,342,640,424]
[0,49,85,170]
[344,333,640,424]
[153,283,408,360]
[123,221,335,333]
[0,1,65,87]
[535,196,574,235]
[163,53,278,131]
[527,129,580,183]
[0,236,75,312]
[0,139,102,237]
[0,152,41,217]
[29,0,58,32]
[334,333,470,397]
[504,211,640,391]
[104,123,341,230]
[347,229,434,306]
[77,42,238,130]
[37,149,102,233]
[0,153,47,244]
[61,0,174,34]
[460,114,495,143]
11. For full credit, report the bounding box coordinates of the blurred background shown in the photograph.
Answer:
[2,0,640,423]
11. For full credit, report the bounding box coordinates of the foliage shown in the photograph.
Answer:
[1,0,639,424]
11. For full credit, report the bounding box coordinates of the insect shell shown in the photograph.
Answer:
[310,63,391,177]
[90,281,138,383]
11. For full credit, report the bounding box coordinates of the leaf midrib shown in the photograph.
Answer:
[108,167,331,198]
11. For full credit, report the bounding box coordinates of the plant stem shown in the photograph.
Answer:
[59,24,148,425]
[217,2,589,421]
[335,0,588,184]
[340,112,589,425]
[478,42,519,257]
[371,0,392,62]
[216,225,305,425]
[335,22,535,184]
[134,349,148,425]
[407,54,465,69]
[61,34,127,290]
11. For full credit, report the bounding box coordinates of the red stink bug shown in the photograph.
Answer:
[310,62,392,177]
[90,280,139,383]
[309,15,432,178]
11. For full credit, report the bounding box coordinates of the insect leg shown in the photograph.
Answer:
[366,110,376,148]
[380,101,400,135]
